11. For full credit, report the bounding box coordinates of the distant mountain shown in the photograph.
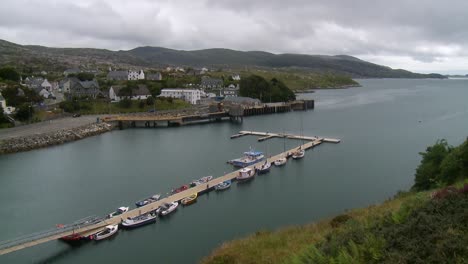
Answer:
[0,39,445,78]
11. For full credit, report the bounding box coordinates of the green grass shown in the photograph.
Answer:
[201,191,426,264]
[208,69,359,91]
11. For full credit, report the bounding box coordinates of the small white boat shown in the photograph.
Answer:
[274,157,287,166]
[190,176,213,187]
[121,213,157,229]
[135,194,161,207]
[107,206,129,218]
[93,225,118,241]
[292,149,305,159]
[159,202,179,216]
[256,161,271,174]
[236,167,256,181]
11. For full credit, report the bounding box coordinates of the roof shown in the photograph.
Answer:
[111,84,151,96]
[80,80,99,89]
[107,71,128,78]
[223,96,261,104]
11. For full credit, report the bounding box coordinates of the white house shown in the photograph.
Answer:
[41,79,52,91]
[128,70,145,80]
[0,93,6,110]
[109,85,151,102]
[232,74,241,81]
[160,89,202,105]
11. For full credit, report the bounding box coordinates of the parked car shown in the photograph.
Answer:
[72,113,81,118]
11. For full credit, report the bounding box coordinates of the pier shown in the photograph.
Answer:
[0,130,338,256]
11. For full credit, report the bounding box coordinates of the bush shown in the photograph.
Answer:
[15,103,34,121]
[118,98,132,108]
[146,96,154,106]
[138,100,145,109]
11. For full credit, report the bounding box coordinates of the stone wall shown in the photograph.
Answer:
[0,123,113,155]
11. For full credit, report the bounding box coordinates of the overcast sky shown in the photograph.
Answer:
[1,0,468,74]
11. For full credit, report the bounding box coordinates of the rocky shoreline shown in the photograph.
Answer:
[0,122,114,155]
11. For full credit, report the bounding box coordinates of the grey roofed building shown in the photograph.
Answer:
[146,72,162,81]
[107,71,128,81]
[68,79,102,99]
[201,76,223,89]
[109,84,151,101]
[222,96,261,106]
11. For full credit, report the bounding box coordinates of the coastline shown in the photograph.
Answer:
[295,84,361,93]
[0,122,114,155]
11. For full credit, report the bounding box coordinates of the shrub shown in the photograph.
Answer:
[118,98,132,108]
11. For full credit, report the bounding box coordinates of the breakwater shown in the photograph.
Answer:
[0,123,113,155]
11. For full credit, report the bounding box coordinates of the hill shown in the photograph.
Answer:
[0,39,445,79]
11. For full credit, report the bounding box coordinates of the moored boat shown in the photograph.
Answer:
[93,225,118,241]
[292,148,305,159]
[135,194,161,207]
[215,180,232,191]
[159,202,179,216]
[236,167,256,181]
[256,161,271,174]
[274,157,287,166]
[229,150,264,167]
[60,233,84,242]
[181,193,198,205]
[107,207,129,218]
[171,185,189,194]
[121,213,157,229]
[190,176,213,187]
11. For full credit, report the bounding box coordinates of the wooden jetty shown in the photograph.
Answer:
[230,130,341,143]
[0,130,338,256]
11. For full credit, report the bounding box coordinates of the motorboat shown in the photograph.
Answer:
[236,167,256,181]
[121,213,157,229]
[292,149,305,159]
[107,207,129,218]
[93,225,118,241]
[274,157,287,166]
[229,150,264,167]
[215,180,232,191]
[135,194,161,207]
[171,185,189,194]
[256,161,271,174]
[159,202,179,216]
[181,193,198,206]
[190,176,213,187]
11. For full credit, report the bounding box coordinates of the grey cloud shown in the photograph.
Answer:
[0,0,468,72]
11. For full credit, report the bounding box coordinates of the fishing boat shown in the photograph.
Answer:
[107,207,129,218]
[256,161,271,174]
[171,185,189,194]
[236,167,256,181]
[93,225,118,241]
[215,180,232,191]
[274,157,287,166]
[135,194,161,207]
[229,150,264,167]
[181,193,198,205]
[292,148,305,159]
[190,176,213,187]
[121,213,157,229]
[159,202,179,216]
[60,233,84,242]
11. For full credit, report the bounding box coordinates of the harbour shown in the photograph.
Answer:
[0,79,467,263]
[0,131,339,256]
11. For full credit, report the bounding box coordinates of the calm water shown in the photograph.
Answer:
[1,79,467,263]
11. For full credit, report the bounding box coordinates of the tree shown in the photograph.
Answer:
[413,139,452,191]
[15,103,34,122]
[239,75,295,102]
[76,72,95,81]
[0,67,20,82]
[146,96,154,106]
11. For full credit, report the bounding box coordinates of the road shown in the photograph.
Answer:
[0,115,104,140]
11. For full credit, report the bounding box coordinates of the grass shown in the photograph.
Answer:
[201,191,427,264]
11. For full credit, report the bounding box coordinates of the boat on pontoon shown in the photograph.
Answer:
[93,225,118,241]
[190,176,213,187]
[292,148,305,159]
[236,167,256,181]
[229,150,264,167]
[181,193,198,206]
[274,157,287,166]
[159,202,179,216]
[121,213,157,229]
[171,185,189,194]
[135,194,161,207]
[215,180,232,191]
[256,161,271,174]
[107,207,129,218]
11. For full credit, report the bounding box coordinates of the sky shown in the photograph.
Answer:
[1,0,468,74]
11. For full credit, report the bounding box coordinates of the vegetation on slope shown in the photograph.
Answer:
[201,138,468,264]
[239,75,296,102]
